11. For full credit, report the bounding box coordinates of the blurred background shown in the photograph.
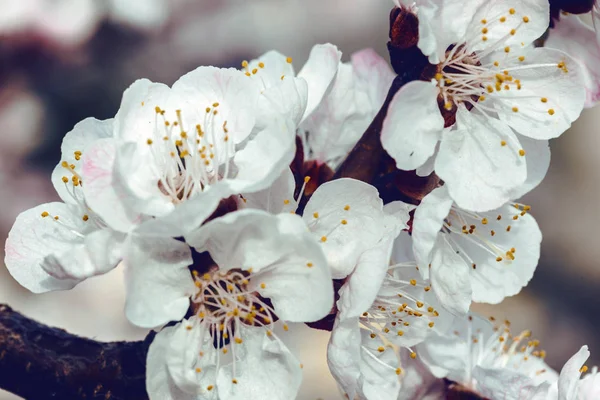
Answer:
[0,1,597,399]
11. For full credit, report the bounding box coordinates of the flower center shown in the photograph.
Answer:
[146,105,232,204]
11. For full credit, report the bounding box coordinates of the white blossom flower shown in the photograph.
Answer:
[417,313,557,399]
[412,185,541,315]
[4,118,126,293]
[382,0,584,211]
[82,66,296,237]
[139,210,333,399]
[546,12,600,108]
[327,226,453,400]
[300,48,395,169]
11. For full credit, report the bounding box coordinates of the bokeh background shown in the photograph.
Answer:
[0,1,597,399]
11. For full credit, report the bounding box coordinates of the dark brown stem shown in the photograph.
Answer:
[0,304,152,400]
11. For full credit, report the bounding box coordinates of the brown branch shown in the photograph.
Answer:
[0,304,152,400]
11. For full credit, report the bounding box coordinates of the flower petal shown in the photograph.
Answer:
[186,210,333,323]
[558,345,590,400]
[146,325,197,400]
[381,80,444,171]
[547,14,600,108]
[507,135,550,200]
[435,107,526,212]
[259,76,308,127]
[5,202,97,293]
[216,324,302,400]
[430,236,472,316]
[124,237,194,328]
[491,48,585,140]
[51,117,113,204]
[297,43,342,122]
[82,138,143,232]
[412,186,453,279]
[327,317,361,400]
[473,366,551,400]
[302,178,386,279]
[237,168,296,214]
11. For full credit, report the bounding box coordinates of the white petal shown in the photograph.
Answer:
[146,325,197,400]
[435,107,526,212]
[238,167,296,214]
[351,48,395,110]
[473,366,551,400]
[174,66,259,144]
[186,210,333,323]
[5,202,97,293]
[216,324,302,400]
[124,237,194,328]
[492,48,585,140]
[327,317,361,400]
[430,236,472,316]
[466,0,549,53]
[383,200,415,235]
[357,329,402,400]
[416,331,470,381]
[297,43,342,122]
[302,178,386,279]
[247,50,296,87]
[166,321,217,397]
[337,235,395,319]
[398,348,445,400]
[464,204,541,304]
[547,14,600,108]
[81,138,142,232]
[507,135,550,200]
[412,186,453,278]
[381,80,444,171]
[558,346,590,400]
[51,117,113,204]
[259,76,308,127]
[417,0,485,64]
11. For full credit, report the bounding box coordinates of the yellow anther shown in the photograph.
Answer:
[245,72,251,77]
[396,368,402,375]
[523,16,530,23]
[496,256,503,262]
[548,109,555,115]
[205,107,211,113]
[195,367,202,373]
[61,176,68,183]
[313,212,319,218]
[232,379,238,384]
[580,366,588,373]
[223,348,228,354]
[506,225,512,232]
[500,16,506,22]
[512,107,519,112]
[434,73,443,81]
[377,346,385,353]
[510,29,516,35]
[207,385,214,391]
[241,60,249,68]
[82,214,89,221]
[479,95,486,102]
[321,236,327,242]
[341,219,348,225]
[482,36,488,41]
[481,19,487,24]
[410,352,417,359]
[155,106,161,113]
[504,46,510,53]
[482,28,488,34]
[41,211,49,218]
[344,205,350,211]
[304,176,311,183]
[518,56,525,62]
[519,149,526,156]
[444,102,453,110]
[509,8,515,14]
[283,324,289,331]
[212,102,220,107]
[370,333,376,339]
[186,325,193,331]
[235,337,243,344]
[541,97,548,103]
[260,283,266,289]
[416,301,424,308]
[429,322,435,328]
[258,62,265,68]
[410,279,417,286]
[487,85,494,93]
[252,68,258,75]
[286,57,293,63]
[283,199,290,205]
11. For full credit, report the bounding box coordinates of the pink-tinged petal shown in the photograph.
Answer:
[435,107,526,212]
[412,186,453,279]
[507,135,550,200]
[216,324,302,400]
[297,43,342,122]
[491,48,585,140]
[124,237,194,329]
[146,325,198,400]
[381,80,444,171]
[259,76,308,127]
[558,346,590,400]
[247,50,296,88]
[351,48,395,109]
[430,236,472,316]
[302,178,386,279]
[467,0,549,53]
[51,117,113,204]
[186,210,333,323]
[4,202,100,293]
[473,367,551,400]
[547,14,600,108]
[82,138,143,232]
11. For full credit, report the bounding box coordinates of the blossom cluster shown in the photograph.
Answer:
[4,0,600,399]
